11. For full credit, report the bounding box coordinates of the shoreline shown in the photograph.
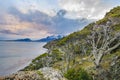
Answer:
[0,58,32,77]
[0,42,47,77]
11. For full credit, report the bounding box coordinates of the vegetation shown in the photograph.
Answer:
[105,6,120,18]
[23,6,120,80]
[44,23,95,47]
[23,53,48,70]
[110,56,120,80]
[88,23,120,67]
[64,68,93,80]
[23,49,63,71]
[96,6,120,25]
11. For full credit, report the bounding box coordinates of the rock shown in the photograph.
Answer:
[39,67,67,80]
[1,71,45,80]
[82,57,87,61]
[0,67,67,80]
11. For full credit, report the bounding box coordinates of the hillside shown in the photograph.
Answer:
[44,6,120,48]
[2,6,120,80]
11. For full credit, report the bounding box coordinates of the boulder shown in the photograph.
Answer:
[39,67,67,80]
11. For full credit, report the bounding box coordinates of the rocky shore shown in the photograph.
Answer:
[0,67,67,80]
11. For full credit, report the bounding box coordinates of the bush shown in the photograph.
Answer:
[64,68,93,80]
[23,53,48,71]
[51,49,63,61]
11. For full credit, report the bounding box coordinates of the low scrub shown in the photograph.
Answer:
[64,68,93,80]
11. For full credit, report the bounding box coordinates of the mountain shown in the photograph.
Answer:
[13,38,32,42]
[0,38,32,42]
[35,35,63,42]
[0,35,63,42]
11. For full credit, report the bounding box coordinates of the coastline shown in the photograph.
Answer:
[0,42,47,77]
[0,58,32,77]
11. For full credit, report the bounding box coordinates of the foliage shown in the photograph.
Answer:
[64,68,93,80]
[96,18,108,25]
[23,49,63,71]
[51,49,63,61]
[32,53,48,63]
[96,6,120,25]
[23,53,48,71]
[105,6,120,18]
[112,23,120,32]
[56,23,95,46]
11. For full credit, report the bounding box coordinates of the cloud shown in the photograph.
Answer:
[0,0,119,40]
[0,13,52,39]
[59,0,112,19]
[0,7,91,39]
[12,0,57,17]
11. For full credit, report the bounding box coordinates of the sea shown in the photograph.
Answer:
[0,41,47,76]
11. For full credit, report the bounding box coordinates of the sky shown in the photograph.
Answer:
[0,0,120,40]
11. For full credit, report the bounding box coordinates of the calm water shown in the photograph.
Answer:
[0,41,47,76]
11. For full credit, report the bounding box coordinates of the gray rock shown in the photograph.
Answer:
[39,67,67,80]
[1,71,45,80]
[0,67,67,80]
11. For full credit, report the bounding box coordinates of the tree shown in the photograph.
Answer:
[88,21,120,67]
[60,43,74,72]
[59,42,79,72]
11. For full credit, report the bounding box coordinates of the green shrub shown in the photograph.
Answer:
[64,68,93,80]
[51,49,63,61]
[23,53,48,71]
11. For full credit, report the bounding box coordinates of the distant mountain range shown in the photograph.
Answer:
[0,35,63,42]
[12,38,32,42]
[34,35,63,42]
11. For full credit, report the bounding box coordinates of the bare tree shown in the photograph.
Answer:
[61,44,73,72]
[59,42,78,72]
[88,22,120,67]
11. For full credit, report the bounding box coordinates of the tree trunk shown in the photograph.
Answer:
[94,51,104,68]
